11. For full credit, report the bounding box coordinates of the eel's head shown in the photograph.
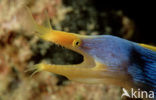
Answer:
[37,30,111,83]
[37,30,130,85]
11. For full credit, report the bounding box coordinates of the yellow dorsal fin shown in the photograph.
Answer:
[139,43,156,52]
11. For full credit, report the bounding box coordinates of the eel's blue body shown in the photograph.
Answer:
[81,35,156,93]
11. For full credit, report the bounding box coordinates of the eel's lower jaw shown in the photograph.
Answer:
[31,49,110,83]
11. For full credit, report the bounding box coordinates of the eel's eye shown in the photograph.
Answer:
[72,39,82,47]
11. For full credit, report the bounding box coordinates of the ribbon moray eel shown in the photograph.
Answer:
[25,7,156,97]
